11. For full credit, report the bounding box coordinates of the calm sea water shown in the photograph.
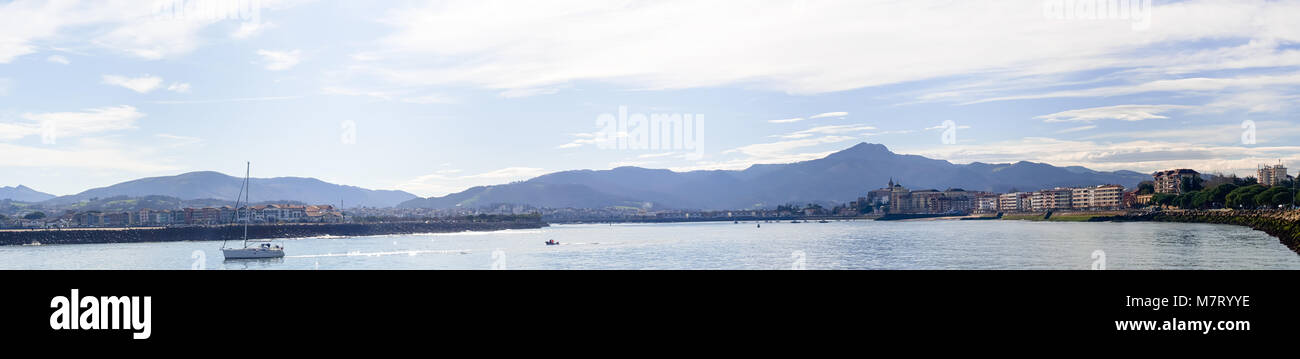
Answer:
[3,220,1299,270]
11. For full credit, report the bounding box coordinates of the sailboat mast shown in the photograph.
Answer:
[242,161,250,248]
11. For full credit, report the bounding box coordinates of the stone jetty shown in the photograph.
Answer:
[0,221,548,246]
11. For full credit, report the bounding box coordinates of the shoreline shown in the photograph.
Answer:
[0,221,548,246]
[1097,210,1300,253]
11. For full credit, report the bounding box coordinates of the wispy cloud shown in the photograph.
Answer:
[775,124,876,139]
[257,49,302,71]
[1036,105,1192,123]
[12,105,144,138]
[46,55,69,65]
[166,82,191,93]
[768,117,804,124]
[808,112,848,119]
[1055,125,1097,134]
[102,74,164,93]
[902,137,1300,178]
[231,21,276,39]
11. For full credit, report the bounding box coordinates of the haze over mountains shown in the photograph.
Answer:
[5,142,1152,211]
[398,143,1150,210]
[0,185,56,202]
[38,171,418,208]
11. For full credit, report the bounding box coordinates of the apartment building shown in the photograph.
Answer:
[1153,169,1200,194]
[1071,185,1124,210]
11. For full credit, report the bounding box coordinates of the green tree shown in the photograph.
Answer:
[1255,186,1295,208]
[1204,183,1239,209]
[1136,181,1156,195]
[1152,193,1177,206]
[1226,185,1267,209]
[1180,176,1205,193]
[23,211,46,220]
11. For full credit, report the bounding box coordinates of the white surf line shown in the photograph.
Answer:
[287,249,473,258]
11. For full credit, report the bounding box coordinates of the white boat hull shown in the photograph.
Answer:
[223,248,285,259]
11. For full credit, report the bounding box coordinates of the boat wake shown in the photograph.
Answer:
[411,229,545,237]
[286,249,473,258]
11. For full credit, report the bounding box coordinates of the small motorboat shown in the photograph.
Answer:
[818,220,830,223]
[545,239,560,246]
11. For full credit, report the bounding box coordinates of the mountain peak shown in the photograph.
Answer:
[844,142,890,153]
[822,142,894,161]
[0,184,56,202]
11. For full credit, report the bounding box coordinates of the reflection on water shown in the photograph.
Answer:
[2,221,1299,270]
[223,257,284,269]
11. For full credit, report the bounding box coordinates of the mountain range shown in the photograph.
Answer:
[6,142,1153,211]
[0,185,56,202]
[39,171,418,208]
[398,142,1151,210]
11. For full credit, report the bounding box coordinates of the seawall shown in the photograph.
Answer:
[0,221,548,246]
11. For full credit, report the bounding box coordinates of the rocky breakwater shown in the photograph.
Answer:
[0,220,548,246]
[1106,209,1300,253]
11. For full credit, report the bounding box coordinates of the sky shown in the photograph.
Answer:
[2,0,1299,197]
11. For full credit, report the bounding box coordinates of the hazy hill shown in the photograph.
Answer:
[0,185,56,202]
[43,171,417,208]
[400,142,1150,210]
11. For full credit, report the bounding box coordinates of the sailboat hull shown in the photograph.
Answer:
[222,248,285,259]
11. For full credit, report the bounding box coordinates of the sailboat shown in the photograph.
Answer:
[222,162,284,260]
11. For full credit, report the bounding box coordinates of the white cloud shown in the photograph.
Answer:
[154,133,203,147]
[775,124,876,139]
[0,142,180,173]
[923,124,971,130]
[93,17,209,60]
[400,94,455,104]
[46,55,70,64]
[556,130,617,149]
[355,0,1300,98]
[971,72,1300,105]
[166,82,191,93]
[902,137,1300,179]
[724,135,855,160]
[0,1,308,63]
[1036,105,1193,123]
[257,49,301,71]
[231,21,275,39]
[768,118,804,124]
[102,74,164,93]
[17,105,144,138]
[808,112,848,119]
[1055,125,1097,134]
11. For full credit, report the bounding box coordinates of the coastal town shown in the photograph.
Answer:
[2,164,1296,228]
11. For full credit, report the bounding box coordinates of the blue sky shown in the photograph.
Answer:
[2,0,1299,197]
